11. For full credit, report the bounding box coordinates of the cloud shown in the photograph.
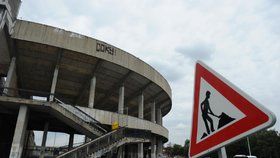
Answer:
[175,123,188,130]
[175,43,215,61]
[19,0,280,146]
[150,59,185,82]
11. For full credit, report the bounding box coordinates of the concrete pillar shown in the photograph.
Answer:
[118,85,124,114]
[127,145,135,158]
[0,8,4,21]
[117,146,124,158]
[138,93,144,158]
[9,105,29,158]
[88,76,96,108]
[0,77,5,95]
[138,93,144,119]
[68,133,74,150]
[0,9,6,29]
[156,107,163,157]
[84,136,90,143]
[138,143,143,158]
[157,139,163,157]
[151,137,157,158]
[39,122,49,158]
[4,57,17,96]
[156,107,162,126]
[151,101,156,123]
[157,107,162,157]
[49,65,59,101]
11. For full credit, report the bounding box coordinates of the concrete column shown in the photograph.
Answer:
[0,9,6,29]
[127,145,135,158]
[151,101,156,123]
[84,136,90,143]
[4,57,17,96]
[68,133,74,150]
[157,139,163,157]
[138,93,144,158]
[0,8,4,21]
[138,93,144,119]
[156,107,162,126]
[117,146,124,158]
[88,76,96,108]
[39,122,49,158]
[138,143,143,158]
[151,137,157,158]
[49,65,59,101]
[0,77,5,95]
[118,85,124,114]
[9,105,29,158]
[156,107,163,158]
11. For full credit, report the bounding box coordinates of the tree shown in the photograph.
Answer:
[166,129,280,158]
[164,142,187,157]
[227,129,280,158]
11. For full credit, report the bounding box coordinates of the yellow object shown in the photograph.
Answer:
[112,121,119,130]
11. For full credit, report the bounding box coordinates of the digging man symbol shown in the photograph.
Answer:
[201,91,216,135]
[200,90,236,139]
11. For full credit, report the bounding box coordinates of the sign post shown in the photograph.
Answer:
[218,147,227,158]
[247,137,252,156]
[189,61,276,158]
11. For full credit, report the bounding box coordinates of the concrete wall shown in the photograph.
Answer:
[11,20,172,99]
[78,106,168,140]
[0,0,21,76]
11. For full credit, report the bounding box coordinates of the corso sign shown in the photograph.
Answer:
[96,42,116,56]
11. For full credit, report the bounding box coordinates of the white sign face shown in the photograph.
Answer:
[196,78,246,143]
[189,61,276,158]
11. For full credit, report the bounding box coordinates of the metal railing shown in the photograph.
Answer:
[24,146,68,157]
[0,87,107,134]
[54,98,107,134]
[0,86,51,98]
[57,128,124,158]
[56,128,151,158]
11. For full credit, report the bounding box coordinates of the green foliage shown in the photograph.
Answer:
[227,129,280,158]
[164,141,189,157]
[165,129,280,158]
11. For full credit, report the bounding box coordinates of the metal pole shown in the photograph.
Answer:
[247,137,252,156]
[218,147,227,158]
[125,107,128,127]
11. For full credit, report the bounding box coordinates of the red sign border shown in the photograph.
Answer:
[189,61,276,158]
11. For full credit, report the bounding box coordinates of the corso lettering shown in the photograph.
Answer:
[96,43,116,56]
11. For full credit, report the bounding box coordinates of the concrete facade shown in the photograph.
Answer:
[0,2,172,157]
[39,122,49,158]
[9,105,29,158]
[3,57,17,96]
[88,76,96,108]
[11,20,171,100]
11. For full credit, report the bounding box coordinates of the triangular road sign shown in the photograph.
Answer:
[189,61,276,158]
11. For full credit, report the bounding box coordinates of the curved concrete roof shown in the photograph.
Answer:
[12,20,171,98]
[11,20,172,117]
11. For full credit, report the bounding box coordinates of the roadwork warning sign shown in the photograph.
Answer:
[189,61,276,158]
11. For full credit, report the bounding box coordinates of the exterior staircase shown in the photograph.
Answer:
[48,98,107,138]
[48,99,151,158]
[56,128,151,158]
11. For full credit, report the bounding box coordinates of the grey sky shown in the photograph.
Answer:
[18,0,280,146]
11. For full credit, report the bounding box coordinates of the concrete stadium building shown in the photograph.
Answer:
[0,1,172,158]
